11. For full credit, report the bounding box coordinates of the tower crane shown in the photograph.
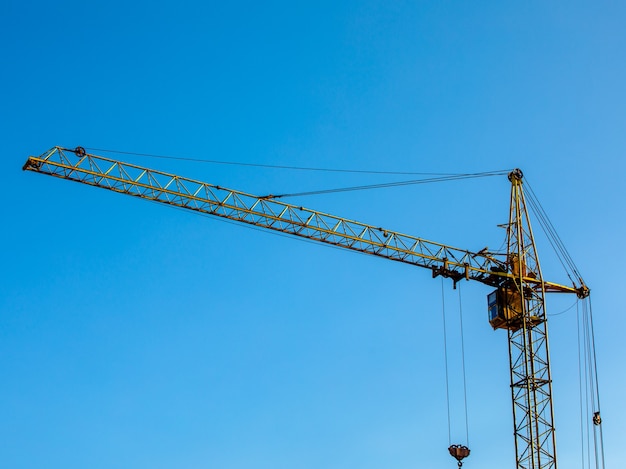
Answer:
[23,146,592,469]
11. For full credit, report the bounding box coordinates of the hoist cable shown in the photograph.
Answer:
[457,285,470,446]
[577,298,606,469]
[85,146,471,176]
[440,278,452,445]
[586,299,602,415]
[585,299,605,469]
[583,300,594,469]
[577,301,591,469]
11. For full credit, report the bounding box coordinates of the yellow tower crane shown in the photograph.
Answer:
[23,146,593,469]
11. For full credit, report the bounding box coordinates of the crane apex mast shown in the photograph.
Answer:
[505,169,558,469]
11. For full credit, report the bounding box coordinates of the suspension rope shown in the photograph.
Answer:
[524,187,574,279]
[577,297,605,469]
[586,300,603,418]
[83,147,510,198]
[577,300,591,469]
[441,278,452,445]
[524,181,583,286]
[547,298,578,317]
[585,299,605,469]
[457,285,470,446]
[85,146,478,176]
[261,171,510,199]
[577,301,585,468]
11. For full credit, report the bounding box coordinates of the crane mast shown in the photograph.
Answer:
[506,169,556,469]
[23,146,589,468]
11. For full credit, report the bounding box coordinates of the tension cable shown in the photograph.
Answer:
[85,146,475,176]
[262,171,510,199]
[441,279,471,467]
[577,298,605,469]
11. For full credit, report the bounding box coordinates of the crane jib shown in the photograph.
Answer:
[22,147,584,297]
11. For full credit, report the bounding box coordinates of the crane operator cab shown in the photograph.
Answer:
[488,286,544,331]
[488,287,524,331]
[488,252,544,331]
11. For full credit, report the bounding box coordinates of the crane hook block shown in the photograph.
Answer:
[448,444,470,467]
[593,411,602,425]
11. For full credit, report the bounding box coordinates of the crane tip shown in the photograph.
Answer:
[508,168,524,181]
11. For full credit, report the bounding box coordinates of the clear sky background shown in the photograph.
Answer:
[2,1,625,468]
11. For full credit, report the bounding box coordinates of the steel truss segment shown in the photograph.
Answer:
[506,175,557,469]
[23,149,582,299]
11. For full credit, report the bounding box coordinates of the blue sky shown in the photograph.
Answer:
[3,1,625,468]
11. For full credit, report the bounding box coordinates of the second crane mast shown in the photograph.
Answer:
[23,146,589,469]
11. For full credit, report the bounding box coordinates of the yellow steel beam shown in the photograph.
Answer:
[23,146,587,297]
